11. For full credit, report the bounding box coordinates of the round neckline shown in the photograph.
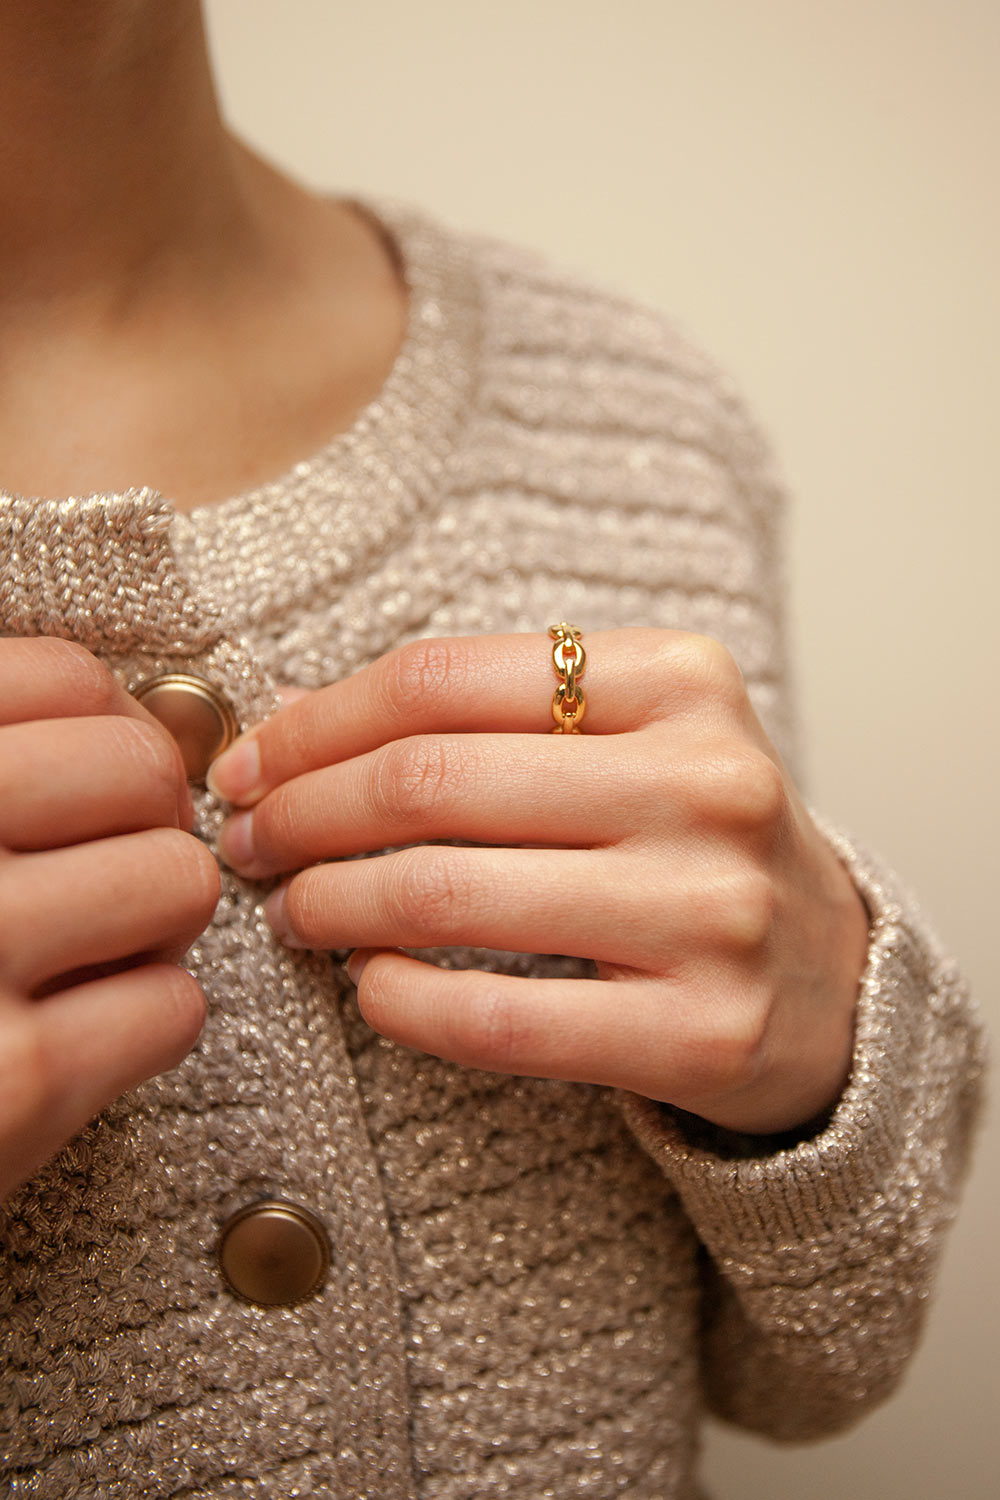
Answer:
[169,194,483,629]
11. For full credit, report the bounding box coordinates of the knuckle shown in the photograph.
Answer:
[668,634,746,708]
[117,717,186,802]
[370,737,462,829]
[250,783,301,864]
[0,756,22,819]
[153,829,221,925]
[456,982,525,1073]
[258,707,313,787]
[151,966,208,1066]
[736,753,787,831]
[704,748,788,834]
[0,1014,48,1141]
[189,840,223,920]
[0,855,33,986]
[281,870,328,948]
[724,867,777,952]
[384,846,467,943]
[706,1006,770,1095]
[43,638,120,715]
[352,954,392,1030]
[375,637,468,725]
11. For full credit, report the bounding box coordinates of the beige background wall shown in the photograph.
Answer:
[205,3,998,1495]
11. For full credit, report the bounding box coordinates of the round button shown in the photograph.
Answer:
[217,1200,331,1306]
[133,673,237,781]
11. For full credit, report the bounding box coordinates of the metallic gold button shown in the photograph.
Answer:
[133,673,238,782]
[217,1199,331,1306]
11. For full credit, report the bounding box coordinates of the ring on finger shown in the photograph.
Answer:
[548,622,587,734]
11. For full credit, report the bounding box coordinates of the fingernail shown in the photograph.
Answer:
[217,810,256,872]
[345,949,370,986]
[263,884,307,948]
[207,736,262,804]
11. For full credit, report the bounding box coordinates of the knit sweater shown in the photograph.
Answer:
[0,198,985,1500]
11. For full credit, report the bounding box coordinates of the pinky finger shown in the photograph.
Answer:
[0,964,206,1200]
[348,948,656,1089]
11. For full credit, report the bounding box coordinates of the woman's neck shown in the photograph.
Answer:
[0,0,254,318]
[0,1,410,512]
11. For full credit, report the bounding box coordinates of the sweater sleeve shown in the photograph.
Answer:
[621,827,986,1440]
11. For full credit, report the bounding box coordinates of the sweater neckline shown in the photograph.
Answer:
[164,195,482,630]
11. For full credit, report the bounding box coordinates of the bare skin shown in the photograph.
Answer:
[211,631,870,1138]
[0,0,409,511]
[0,1,870,1199]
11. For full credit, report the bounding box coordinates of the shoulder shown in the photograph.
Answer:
[381,198,783,508]
[462,215,744,406]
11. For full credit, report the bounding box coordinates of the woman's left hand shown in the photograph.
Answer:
[210,630,869,1135]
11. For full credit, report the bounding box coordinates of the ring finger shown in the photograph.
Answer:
[0,829,220,993]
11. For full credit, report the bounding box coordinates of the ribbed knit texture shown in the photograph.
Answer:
[0,199,985,1499]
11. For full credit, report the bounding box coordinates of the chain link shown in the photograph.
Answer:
[548,622,587,733]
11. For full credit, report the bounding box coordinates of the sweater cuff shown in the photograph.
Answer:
[620,824,983,1265]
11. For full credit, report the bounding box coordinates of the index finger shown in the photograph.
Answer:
[207,629,665,807]
[0,637,194,826]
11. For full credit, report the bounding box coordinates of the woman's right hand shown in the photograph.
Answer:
[0,637,220,1202]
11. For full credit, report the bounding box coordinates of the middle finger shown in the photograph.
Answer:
[219,732,655,879]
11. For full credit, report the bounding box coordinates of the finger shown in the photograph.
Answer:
[0,637,193,827]
[0,963,206,1198]
[349,950,727,1103]
[265,844,745,970]
[0,636,163,726]
[209,628,725,806]
[0,716,191,849]
[219,733,646,878]
[0,830,220,993]
[270,846,621,957]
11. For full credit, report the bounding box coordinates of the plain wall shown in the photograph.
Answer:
[204,3,999,1495]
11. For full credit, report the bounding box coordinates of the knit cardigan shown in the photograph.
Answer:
[0,198,985,1500]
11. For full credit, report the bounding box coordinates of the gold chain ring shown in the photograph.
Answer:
[548,622,587,733]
